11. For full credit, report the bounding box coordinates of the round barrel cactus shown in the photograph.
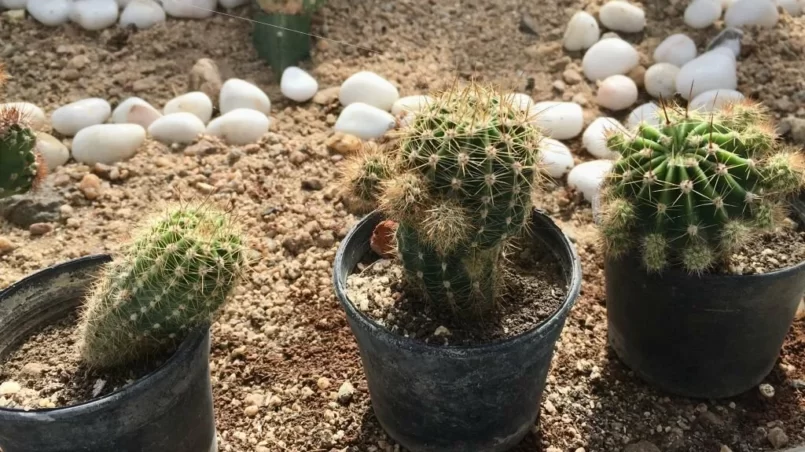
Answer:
[0,65,43,199]
[599,100,805,273]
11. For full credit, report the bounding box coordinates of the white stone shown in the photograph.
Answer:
[626,102,661,129]
[391,95,434,116]
[596,75,638,111]
[676,50,737,100]
[206,108,270,145]
[334,103,396,140]
[27,0,71,26]
[563,11,600,51]
[127,104,162,129]
[725,0,779,28]
[568,160,614,203]
[111,97,160,125]
[35,132,69,171]
[583,117,627,159]
[339,71,399,111]
[653,34,698,67]
[582,38,640,81]
[0,381,21,396]
[599,1,646,33]
[689,89,745,112]
[51,98,112,136]
[71,124,146,165]
[538,138,575,178]
[219,0,249,7]
[530,102,584,140]
[777,0,804,16]
[219,78,271,115]
[1,0,28,8]
[70,0,118,30]
[502,93,534,112]
[119,0,166,29]
[161,0,215,18]
[645,63,680,99]
[0,102,46,130]
[280,67,319,103]
[684,0,722,29]
[147,112,205,144]
[163,92,213,124]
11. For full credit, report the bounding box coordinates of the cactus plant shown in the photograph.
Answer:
[77,203,248,369]
[340,83,544,316]
[599,100,805,273]
[253,0,325,77]
[0,63,44,199]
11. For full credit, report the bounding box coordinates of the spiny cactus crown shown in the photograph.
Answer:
[78,203,247,369]
[599,100,805,273]
[0,63,43,199]
[341,83,543,316]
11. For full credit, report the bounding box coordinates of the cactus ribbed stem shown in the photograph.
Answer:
[600,100,805,273]
[77,203,247,369]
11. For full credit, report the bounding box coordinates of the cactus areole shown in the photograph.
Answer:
[342,83,544,317]
[599,100,805,274]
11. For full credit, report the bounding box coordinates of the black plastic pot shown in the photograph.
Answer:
[605,201,805,399]
[0,255,217,452]
[333,209,582,452]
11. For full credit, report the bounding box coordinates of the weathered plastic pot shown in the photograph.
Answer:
[333,209,582,452]
[0,255,217,452]
[605,200,805,399]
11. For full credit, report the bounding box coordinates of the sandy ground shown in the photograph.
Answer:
[0,0,804,451]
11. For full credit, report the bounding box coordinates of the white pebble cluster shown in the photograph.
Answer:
[549,0,795,203]
[1,0,251,30]
[1,70,287,167]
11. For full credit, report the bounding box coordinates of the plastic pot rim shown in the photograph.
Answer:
[0,254,208,417]
[333,208,583,357]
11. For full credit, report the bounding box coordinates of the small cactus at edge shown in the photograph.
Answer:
[599,100,805,273]
[340,82,544,316]
[0,62,44,199]
[77,203,247,369]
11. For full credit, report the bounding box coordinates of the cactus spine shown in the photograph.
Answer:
[0,63,44,199]
[341,83,543,316]
[77,203,247,369]
[600,100,805,273]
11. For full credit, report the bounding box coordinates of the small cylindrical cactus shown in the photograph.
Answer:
[341,83,543,316]
[599,100,805,273]
[254,0,326,76]
[0,64,44,199]
[77,203,247,369]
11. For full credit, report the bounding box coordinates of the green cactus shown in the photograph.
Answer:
[341,83,543,316]
[0,64,43,199]
[340,142,393,214]
[253,0,326,77]
[599,100,805,273]
[77,203,247,369]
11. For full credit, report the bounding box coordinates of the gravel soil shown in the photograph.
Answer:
[0,0,804,451]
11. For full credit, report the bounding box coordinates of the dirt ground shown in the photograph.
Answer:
[1,0,804,451]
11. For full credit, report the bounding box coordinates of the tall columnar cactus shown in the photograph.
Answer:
[253,0,326,77]
[599,100,805,273]
[0,63,43,199]
[341,83,543,316]
[77,203,247,369]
